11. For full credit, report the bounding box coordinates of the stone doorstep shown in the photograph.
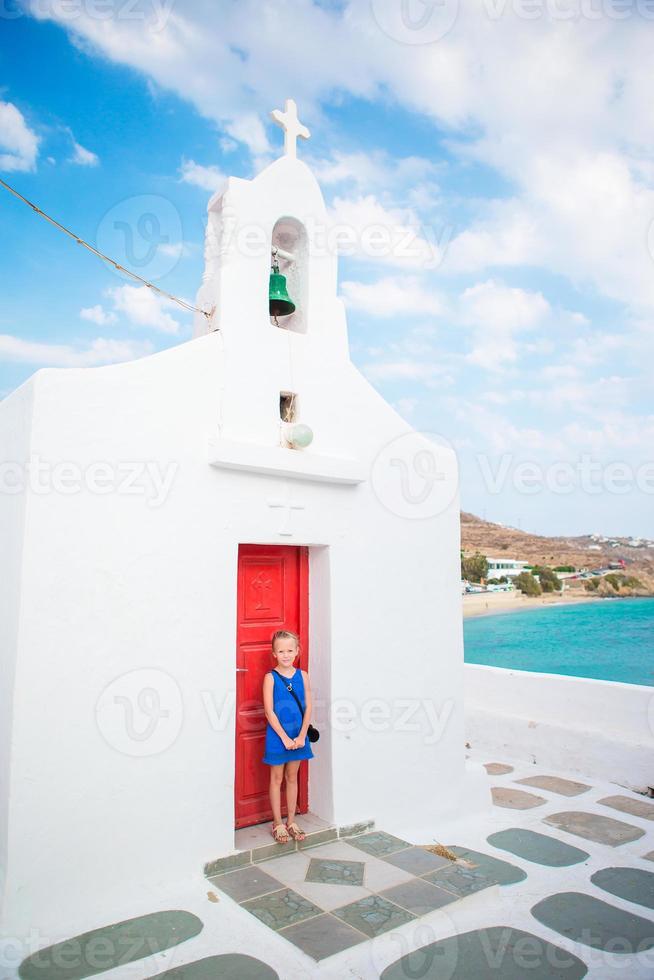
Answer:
[204,818,375,878]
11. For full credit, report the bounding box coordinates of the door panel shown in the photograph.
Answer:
[235,544,309,828]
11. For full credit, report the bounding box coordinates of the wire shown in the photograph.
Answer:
[0,176,214,321]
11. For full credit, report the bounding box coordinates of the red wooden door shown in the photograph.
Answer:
[235,544,309,829]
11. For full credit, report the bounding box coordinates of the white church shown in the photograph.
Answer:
[0,101,484,939]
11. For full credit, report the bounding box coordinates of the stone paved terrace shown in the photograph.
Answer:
[10,752,654,979]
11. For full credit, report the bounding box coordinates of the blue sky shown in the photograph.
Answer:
[2,1,654,537]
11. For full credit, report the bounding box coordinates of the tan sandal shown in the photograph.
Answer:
[286,822,306,841]
[271,822,290,843]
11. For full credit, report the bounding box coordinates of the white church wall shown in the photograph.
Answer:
[0,378,34,911]
[0,328,470,938]
[465,663,654,791]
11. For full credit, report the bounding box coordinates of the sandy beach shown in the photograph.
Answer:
[462,589,599,619]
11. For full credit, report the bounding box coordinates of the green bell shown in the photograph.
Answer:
[269,260,295,319]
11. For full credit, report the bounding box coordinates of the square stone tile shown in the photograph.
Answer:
[382,846,452,876]
[423,864,494,898]
[252,850,311,886]
[240,887,323,931]
[303,840,378,862]
[347,831,413,858]
[305,857,365,886]
[360,856,417,892]
[333,894,416,938]
[378,877,459,915]
[543,810,645,847]
[279,912,366,961]
[207,865,284,902]
[291,879,373,912]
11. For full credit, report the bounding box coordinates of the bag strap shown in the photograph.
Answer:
[272,669,306,716]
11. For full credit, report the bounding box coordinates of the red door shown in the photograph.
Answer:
[235,544,309,829]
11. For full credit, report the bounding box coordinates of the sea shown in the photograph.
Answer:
[463,597,654,688]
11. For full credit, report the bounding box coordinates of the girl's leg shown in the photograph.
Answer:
[269,764,285,826]
[284,760,302,824]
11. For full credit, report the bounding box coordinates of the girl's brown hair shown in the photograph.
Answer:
[271,629,299,651]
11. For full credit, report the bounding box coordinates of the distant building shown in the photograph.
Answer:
[485,557,529,579]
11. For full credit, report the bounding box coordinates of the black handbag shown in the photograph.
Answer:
[273,670,320,742]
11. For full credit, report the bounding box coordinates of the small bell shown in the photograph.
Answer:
[269,255,295,322]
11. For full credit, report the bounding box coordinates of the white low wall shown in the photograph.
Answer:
[465,663,654,793]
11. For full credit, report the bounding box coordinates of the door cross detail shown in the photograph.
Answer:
[250,571,273,610]
[266,486,305,536]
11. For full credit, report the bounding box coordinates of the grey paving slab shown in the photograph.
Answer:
[484,762,514,775]
[379,925,588,979]
[207,865,284,902]
[279,912,366,961]
[346,831,413,857]
[305,857,365,886]
[543,810,646,847]
[333,894,416,938]
[240,887,323,931]
[598,794,654,821]
[423,864,495,898]
[446,845,528,885]
[487,828,590,867]
[148,954,279,979]
[18,911,204,980]
[378,877,459,915]
[382,846,452,876]
[591,866,654,910]
[531,891,654,953]
[492,786,547,809]
[516,775,592,796]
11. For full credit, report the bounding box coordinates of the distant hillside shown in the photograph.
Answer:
[460,512,654,592]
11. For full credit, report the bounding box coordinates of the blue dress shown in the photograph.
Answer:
[262,667,315,765]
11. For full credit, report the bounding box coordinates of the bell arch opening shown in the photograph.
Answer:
[270,217,308,333]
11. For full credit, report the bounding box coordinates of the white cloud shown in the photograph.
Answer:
[70,140,99,166]
[180,158,227,192]
[80,304,117,326]
[311,149,440,194]
[341,276,442,317]
[0,334,152,367]
[106,285,182,334]
[0,101,39,172]
[329,195,447,269]
[362,359,450,385]
[459,279,551,371]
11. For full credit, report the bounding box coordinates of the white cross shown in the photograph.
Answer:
[270,99,310,159]
[267,486,305,536]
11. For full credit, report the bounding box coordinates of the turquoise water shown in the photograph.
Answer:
[463,597,654,687]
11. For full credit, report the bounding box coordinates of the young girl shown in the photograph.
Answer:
[262,629,314,843]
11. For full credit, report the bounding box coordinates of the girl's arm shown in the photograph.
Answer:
[298,670,312,739]
[262,673,295,747]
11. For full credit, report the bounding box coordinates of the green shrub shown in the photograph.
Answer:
[461,552,489,583]
[513,572,542,596]
[532,565,562,592]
